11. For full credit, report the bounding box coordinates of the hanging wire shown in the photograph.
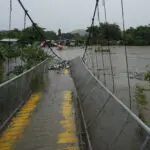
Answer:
[121,0,132,109]
[89,40,95,75]
[97,4,106,85]
[102,0,115,92]
[20,12,27,67]
[21,13,27,66]
[24,12,27,29]
[83,0,99,60]
[95,41,99,79]
[18,0,62,60]
[8,0,12,78]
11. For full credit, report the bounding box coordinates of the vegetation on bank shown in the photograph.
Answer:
[21,46,49,69]
[1,23,150,46]
[0,43,48,82]
[87,23,150,46]
[0,25,85,45]
[0,44,48,82]
[0,24,84,82]
[134,70,150,126]
[134,85,148,125]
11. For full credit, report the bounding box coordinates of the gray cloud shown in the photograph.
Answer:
[0,0,150,32]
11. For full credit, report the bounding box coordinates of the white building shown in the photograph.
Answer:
[0,38,18,44]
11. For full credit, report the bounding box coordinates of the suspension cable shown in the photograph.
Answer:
[8,0,12,78]
[103,0,115,92]
[97,5,106,85]
[18,0,62,60]
[83,0,99,59]
[95,42,99,79]
[24,12,27,29]
[20,12,27,67]
[121,0,132,109]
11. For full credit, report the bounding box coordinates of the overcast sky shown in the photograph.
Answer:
[0,0,150,32]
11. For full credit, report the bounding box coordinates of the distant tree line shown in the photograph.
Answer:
[1,23,150,46]
[86,23,121,45]
[0,25,85,45]
[87,23,150,46]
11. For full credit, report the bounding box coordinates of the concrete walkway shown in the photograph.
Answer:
[0,69,79,150]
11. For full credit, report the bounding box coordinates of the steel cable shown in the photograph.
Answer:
[8,0,12,79]
[103,0,115,92]
[95,45,99,79]
[97,5,106,85]
[83,0,99,59]
[24,12,26,29]
[121,0,132,109]
[18,0,62,60]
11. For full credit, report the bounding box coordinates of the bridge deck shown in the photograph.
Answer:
[0,69,79,150]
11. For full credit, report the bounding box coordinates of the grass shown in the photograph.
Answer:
[135,85,148,106]
[139,111,148,125]
[135,84,149,125]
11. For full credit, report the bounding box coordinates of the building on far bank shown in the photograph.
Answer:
[0,39,18,44]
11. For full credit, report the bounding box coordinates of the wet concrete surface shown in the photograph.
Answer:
[13,70,79,150]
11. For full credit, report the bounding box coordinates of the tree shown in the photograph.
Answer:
[144,71,150,87]
[99,23,121,40]
[44,31,57,40]
[21,46,48,69]
[19,25,45,44]
[58,29,61,37]
[86,25,100,45]
[86,23,121,45]
[62,33,74,39]
[125,25,150,45]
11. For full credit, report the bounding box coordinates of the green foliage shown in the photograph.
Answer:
[0,49,5,62]
[86,23,150,46]
[100,23,121,40]
[45,31,57,40]
[19,25,45,44]
[139,112,148,125]
[126,25,150,45]
[58,29,62,37]
[144,71,150,81]
[21,46,48,69]
[62,33,74,39]
[0,29,21,39]
[1,24,150,46]
[135,85,148,106]
[0,44,21,58]
[86,23,121,45]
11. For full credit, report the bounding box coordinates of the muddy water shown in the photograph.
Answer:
[54,46,150,110]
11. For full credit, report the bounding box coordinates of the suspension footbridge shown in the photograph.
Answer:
[0,0,150,150]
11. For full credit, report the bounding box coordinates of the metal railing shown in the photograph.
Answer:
[70,57,150,150]
[0,59,49,132]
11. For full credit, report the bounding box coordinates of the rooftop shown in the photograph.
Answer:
[0,38,18,42]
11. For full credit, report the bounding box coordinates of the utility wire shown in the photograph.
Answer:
[24,13,26,29]
[8,0,12,78]
[103,0,115,93]
[21,12,27,67]
[18,0,62,60]
[95,43,99,79]
[121,0,132,109]
[97,5,106,85]
[83,0,99,59]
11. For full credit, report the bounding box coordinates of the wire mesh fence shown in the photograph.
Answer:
[84,47,114,92]
[0,58,49,131]
[70,57,150,150]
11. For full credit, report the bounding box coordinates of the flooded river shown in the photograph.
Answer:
[53,46,150,112]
